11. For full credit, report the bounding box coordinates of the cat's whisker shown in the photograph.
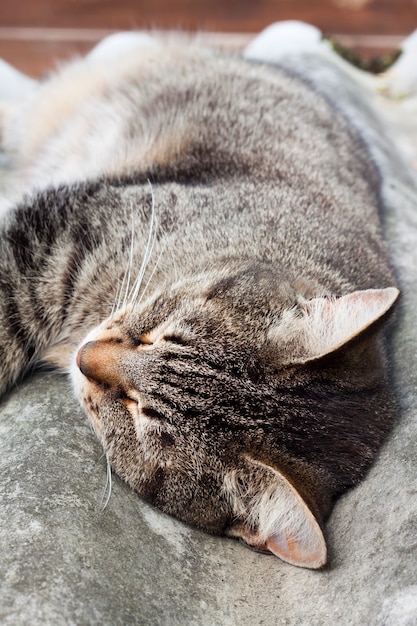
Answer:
[128,180,158,306]
[100,453,113,511]
[130,221,158,307]
[135,225,174,307]
[115,262,130,314]
[110,275,124,317]
[129,229,154,304]
[169,236,179,284]
[135,243,165,306]
[121,210,136,311]
[115,214,139,316]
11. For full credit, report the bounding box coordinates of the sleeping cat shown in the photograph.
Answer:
[0,24,402,569]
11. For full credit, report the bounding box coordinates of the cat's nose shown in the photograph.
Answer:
[76,342,88,369]
[77,341,100,379]
[76,340,127,388]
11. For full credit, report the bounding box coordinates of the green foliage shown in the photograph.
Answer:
[327,37,401,74]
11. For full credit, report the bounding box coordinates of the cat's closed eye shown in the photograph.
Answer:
[163,334,189,346]
[141,406,167,421]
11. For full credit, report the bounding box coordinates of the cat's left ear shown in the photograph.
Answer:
[224,457,327,569]
[270,287,399,365]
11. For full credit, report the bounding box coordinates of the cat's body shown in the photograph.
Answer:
[0,27,401,568]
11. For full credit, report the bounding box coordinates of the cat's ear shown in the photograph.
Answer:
[223,458,327,569]
[270,287,399,365]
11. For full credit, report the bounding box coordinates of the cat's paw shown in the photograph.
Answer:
[0,60,35,160]
[0,59,36,103]
[86,32,160,64]
[244,21,330,64]
[383,30,417,97]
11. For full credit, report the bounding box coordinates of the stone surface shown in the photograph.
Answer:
[1,33,417,626]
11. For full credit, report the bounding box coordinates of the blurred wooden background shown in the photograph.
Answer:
[1,0,417,76]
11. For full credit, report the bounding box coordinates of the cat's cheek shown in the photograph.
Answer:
[82,394,106,441]
[132,413,176,469]
[123,400,160,462]
[73,307,130,357]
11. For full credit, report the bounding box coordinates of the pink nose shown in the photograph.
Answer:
[76,341,98,375]
[77,340,118,386]
[76,343,87,369]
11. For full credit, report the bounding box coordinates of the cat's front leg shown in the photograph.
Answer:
[86,31,160,64]
[382,28,417,97]
[0,59,39,215]
[0,59,37,156]
[0,184,119,396]
[244,21,328,64]
[0,180,153,397]
[0,59,36,104]
[0,216,63,395]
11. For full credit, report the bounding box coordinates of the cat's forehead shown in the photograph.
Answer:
[96,291,208,343]
[104,267,304,346]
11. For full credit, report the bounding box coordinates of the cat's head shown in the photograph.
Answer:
[71,262,398,569]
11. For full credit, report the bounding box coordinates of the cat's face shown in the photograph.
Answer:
[72,266,285,522]
[71,263,398,569]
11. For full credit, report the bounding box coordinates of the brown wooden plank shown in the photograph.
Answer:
[0,30,252,76]
[0,37,95,77]
[0,29,406,78]
[0,0,416,77]
[1,0,416,35]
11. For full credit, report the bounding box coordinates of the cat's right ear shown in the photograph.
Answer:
[223,457,327,569]
[269,287,399,365]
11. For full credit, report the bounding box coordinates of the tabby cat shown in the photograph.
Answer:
[0,25,400,569]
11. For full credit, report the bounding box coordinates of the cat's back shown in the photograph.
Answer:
[7,40,394,293]
[108,43,390,293]
[16,42,375,189]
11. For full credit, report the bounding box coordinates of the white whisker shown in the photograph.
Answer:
[115,266,129,312]
[128,179,158,305]
[130,222,158,306]
[111,275,123,317]
[135,244,164,306]
[110,180,160,316]
[100,453,113,511]
[136,223,174,306]
[122,209,136,310]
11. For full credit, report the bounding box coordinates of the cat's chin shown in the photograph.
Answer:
[70,353,103,439]
[69,318,116,435]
